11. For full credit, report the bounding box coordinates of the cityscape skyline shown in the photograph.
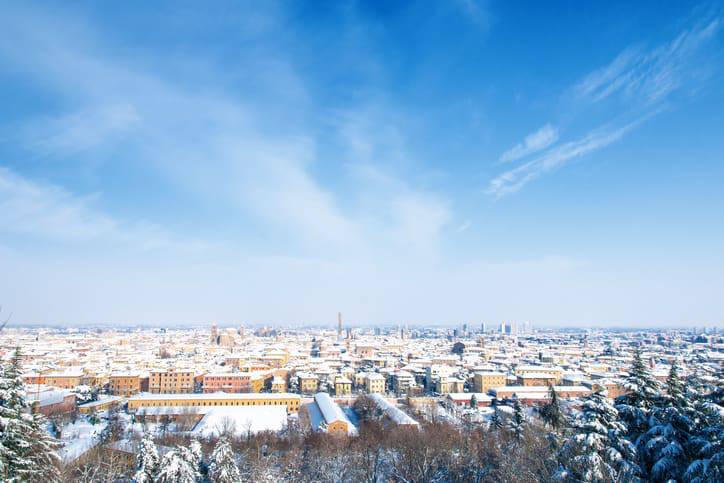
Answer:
[1,1,723,327]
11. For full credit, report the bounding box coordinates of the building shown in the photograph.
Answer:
[150,369,195,394]
[202,373,253,393]
[334,377,352,396]
[517,373,558,387]
[27,387,76,416]
[365,373,385,394]
[490,385,592,402]
[446,393,493,408]
[473,372,506,394]
[78,396,125,414]
[127,392,301,413]
[44,370,83,390]
[307,392,354,435]
[514,365,563,383]
[369,394,419,428]
[435,377,465,394]
[108,373,142,397]
[298,372,319,394]
[271,377,287,393]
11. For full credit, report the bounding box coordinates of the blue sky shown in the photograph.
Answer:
[1,1,723,327]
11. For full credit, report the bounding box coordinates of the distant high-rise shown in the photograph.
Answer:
[337,312,342,337]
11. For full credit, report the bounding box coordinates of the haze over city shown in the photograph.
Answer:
[1,1,723,327]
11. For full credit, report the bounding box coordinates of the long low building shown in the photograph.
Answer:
[127,392,301,412]
[370,394,419,427]
[307,392,355,435]
[490,385,592,401]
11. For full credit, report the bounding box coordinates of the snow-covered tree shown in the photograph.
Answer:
[684,384,723,482]
[133,432,159,482]
[470,394,478,409]
[616,347,661,442]
[538,385,568,432]
[638,360,696,481]
[507,397,526,441]
[489,398,505,431]
[208,437,242,482]
[72,384,98,405]
[559,388,639,482]
[0,348,60,482]
[156,448,198,483]
[177,440,203,481]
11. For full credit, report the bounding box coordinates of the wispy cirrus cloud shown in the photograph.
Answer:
[488,117,646,198]
[574,17,721,104]
[499,123,559,163]
[489,14,721,198]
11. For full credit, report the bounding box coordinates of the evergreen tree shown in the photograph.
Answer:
[133,432,159,482]
[178,440,203,481]
[639,360,696,481]
[489,398,504,431]
[616,348,661,442]
[538,385,567,432]
[0,348,60,482]
[470,394,477,409]
[684,383,723,482]
[665,359,685,403]
[208,436,242,483]
[559,389,639,482]
[156,448,198,483]
[507,397,526,441]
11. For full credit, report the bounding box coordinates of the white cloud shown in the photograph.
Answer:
[574,17,721,104]
[489,15,721,197]
[487,116,647,198]
[499,123,559,163]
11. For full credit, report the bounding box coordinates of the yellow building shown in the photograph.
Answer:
[514,365,563,383]
[334,377,352,396]
[271,377,287,393]
[473,372,507,394]
[517,373,557,387]
[78,396,125,414]
[149,369,195,394]
[435,377,465,394]
[365,373,385,394]
[298,373,319,394]
[127,392,301,413]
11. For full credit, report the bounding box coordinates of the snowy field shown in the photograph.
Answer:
[191,406,288,438]
[58,418,107,462]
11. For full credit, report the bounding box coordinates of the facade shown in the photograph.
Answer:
[202,373,252,393]
[435,377,465,394]
[149,369,195,394]
[334,377,352,396]
[127,392,301,412]
[298,373,319,394]
[365,373,385,394]
[108,373,142,396]
[514,365,563,383]
[271,377,287,393]
[517,373,558,387]
[473,372,506,394]
[45,371,83,389]
[446,393,493,408]
[78,396,125,414]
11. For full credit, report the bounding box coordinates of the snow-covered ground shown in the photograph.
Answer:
[191,406,288,438]
[58,418,107,462]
